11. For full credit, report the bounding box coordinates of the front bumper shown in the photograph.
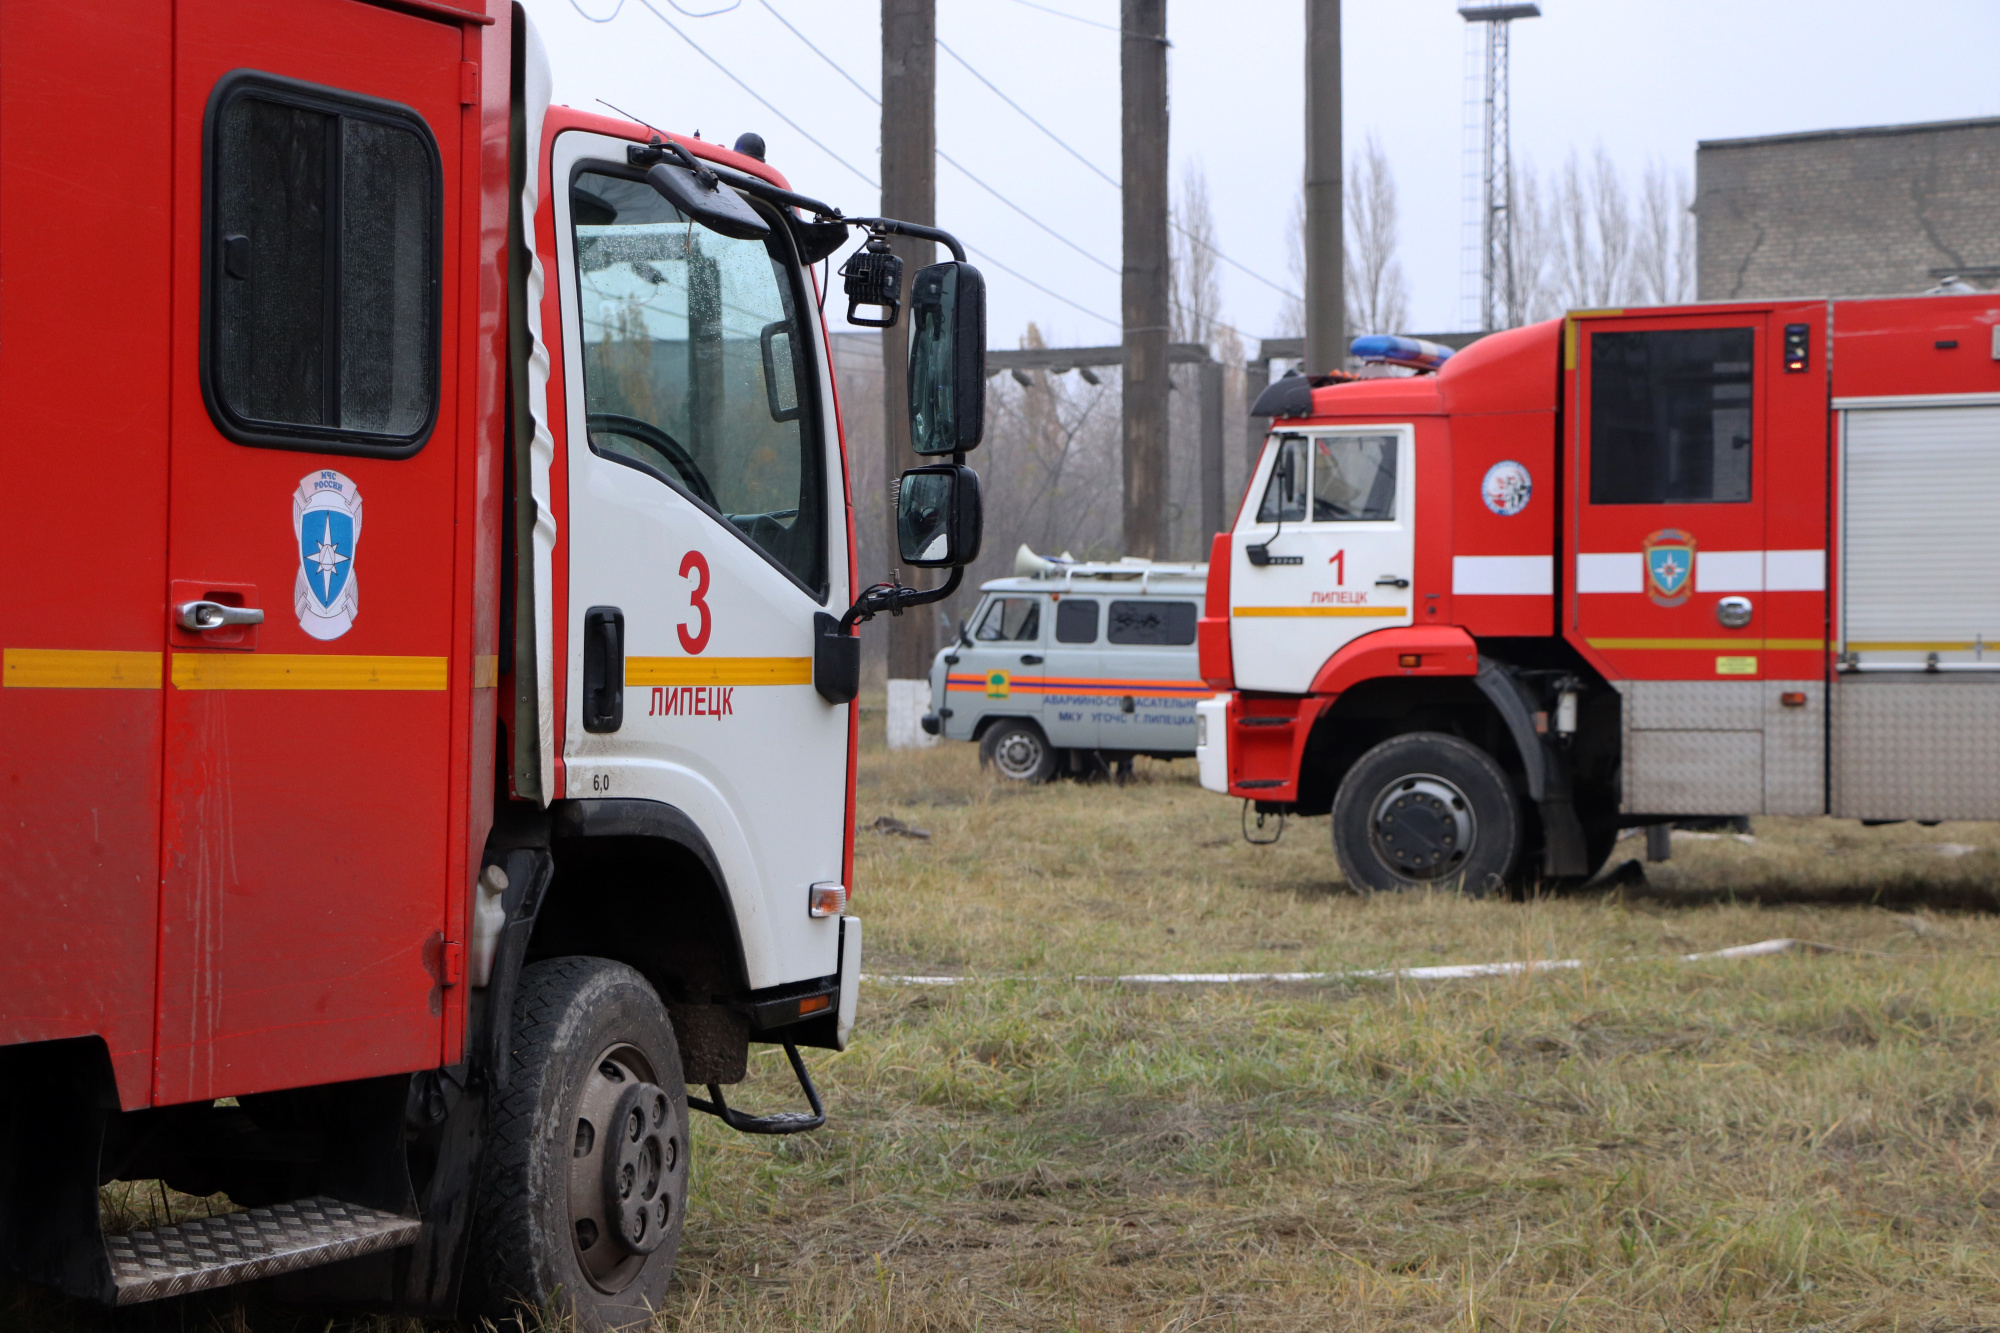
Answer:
[1196,693,1231,793]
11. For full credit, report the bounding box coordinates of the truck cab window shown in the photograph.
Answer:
[1055,598,1099,643]
[1107,600,1196,646]
[1590,327,1755,504]
[1312,434,1397,521]
[205,76,440,452]
[975,596,1041,642]
[1256,435,1308,522]
[571,168,826,597]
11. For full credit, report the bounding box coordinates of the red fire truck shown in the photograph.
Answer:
[0,3,984,1326]
[1197,297,2000,892]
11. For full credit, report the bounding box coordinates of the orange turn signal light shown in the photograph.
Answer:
[809,883,847,918]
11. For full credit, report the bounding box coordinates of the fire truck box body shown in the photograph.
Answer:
[1197,296,2000,889]
[0,2,985,1321]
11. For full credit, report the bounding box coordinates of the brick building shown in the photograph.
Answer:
[1694,116,2000,300]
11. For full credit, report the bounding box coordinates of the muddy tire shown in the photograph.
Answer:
[1331,732,1521,896]
[466,957,689,1332]
[979,720,1058,783]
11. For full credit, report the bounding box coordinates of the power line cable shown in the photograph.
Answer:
[616,0,881,187]
[1005,0,1169,44]
[600,0,1124,332]
[754,2,1121,278]
[965,245,1120,330]
[936,39,1117,189]
[934,39,1300,301]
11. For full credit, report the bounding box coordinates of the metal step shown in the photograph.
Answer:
[106,1195,421,1305]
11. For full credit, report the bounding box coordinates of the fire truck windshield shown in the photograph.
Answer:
[571,169,827,595]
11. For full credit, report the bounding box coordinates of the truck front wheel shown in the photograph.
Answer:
[1331,732,1521,896]
[467,957,690,1332]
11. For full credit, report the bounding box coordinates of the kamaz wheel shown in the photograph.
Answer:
[1331,732,1521,896]
[979,720,1057,783]
[466,957,689,1332]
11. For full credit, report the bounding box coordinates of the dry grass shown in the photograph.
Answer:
[11,716,2000,1331]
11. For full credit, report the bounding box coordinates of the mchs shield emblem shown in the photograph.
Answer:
[1643,529,1695,607]
[294,470,362,640]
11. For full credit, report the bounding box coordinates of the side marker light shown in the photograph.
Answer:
[1398,653,1422,668]
[809,883,847,918]
[1780,691,1807,708]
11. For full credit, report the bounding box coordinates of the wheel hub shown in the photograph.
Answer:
[992,731,1043,779]
[568,1045,683,1291]
[1368,773,1476,881]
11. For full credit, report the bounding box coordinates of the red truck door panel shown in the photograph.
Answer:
[155,0,464,1103]
[1566,309,1828,817]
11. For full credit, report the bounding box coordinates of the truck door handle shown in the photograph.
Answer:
[1019,654,1043,665]
[582,606,625,733]
[1374,576,1410,589]
[176,600,265,631]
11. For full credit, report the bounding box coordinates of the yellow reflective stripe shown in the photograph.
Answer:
[473,654,500,688]
[171,653,447,691]
[626,656,813,686]
[3,648,162,689]
[1233,606,1406,618]
[1588,637,1825,651]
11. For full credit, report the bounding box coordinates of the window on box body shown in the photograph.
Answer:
[207,81,439,450]
[1590,328,1754,505]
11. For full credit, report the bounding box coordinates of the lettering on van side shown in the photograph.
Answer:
[648,685,735,718]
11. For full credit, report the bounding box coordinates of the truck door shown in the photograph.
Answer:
[963,594,1050,738]
[157,1,464,1103]
[554,143,852,988]
[1231,428,1416,693]
[1567,310,1827,817]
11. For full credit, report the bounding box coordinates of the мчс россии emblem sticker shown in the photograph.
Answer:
[293,470,362,640]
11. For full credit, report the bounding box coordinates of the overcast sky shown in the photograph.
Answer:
[522,0,2000,354]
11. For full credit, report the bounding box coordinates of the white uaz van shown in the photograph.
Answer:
[921,546,1209,781]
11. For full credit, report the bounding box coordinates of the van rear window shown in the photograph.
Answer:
[1107,601,1196,646]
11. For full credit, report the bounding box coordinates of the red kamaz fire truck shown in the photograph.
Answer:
[0,3,985,1326]
[1197,298,2000,892]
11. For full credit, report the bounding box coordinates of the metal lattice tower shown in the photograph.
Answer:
[1458,4,1539,332]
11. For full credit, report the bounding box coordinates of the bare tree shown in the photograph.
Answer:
[1344,133,1409,337]
[1633,157,1695,304]
[1278,189,1305,337]
[1171,163,1223,347]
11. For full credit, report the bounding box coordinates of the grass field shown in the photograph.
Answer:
[14,721,2000,1331]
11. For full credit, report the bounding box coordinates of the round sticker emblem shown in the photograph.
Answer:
[1480,460,1532,516]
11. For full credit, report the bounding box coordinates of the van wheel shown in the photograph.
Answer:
[1331,732,1521,896]
[466,957,689,1332]
[980,720,1057,783]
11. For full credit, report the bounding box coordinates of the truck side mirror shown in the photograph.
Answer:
[896,464,982,568]
[907,261,985,455]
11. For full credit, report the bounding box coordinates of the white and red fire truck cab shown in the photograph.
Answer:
[0,3,985,1325]
[1198,297,2000,893]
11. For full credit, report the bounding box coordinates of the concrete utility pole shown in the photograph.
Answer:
[1303,0,1344,374]
[1121,0,1169,560]
[881,0,936,747]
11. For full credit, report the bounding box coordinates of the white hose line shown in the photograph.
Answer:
[863,937,1833,987]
